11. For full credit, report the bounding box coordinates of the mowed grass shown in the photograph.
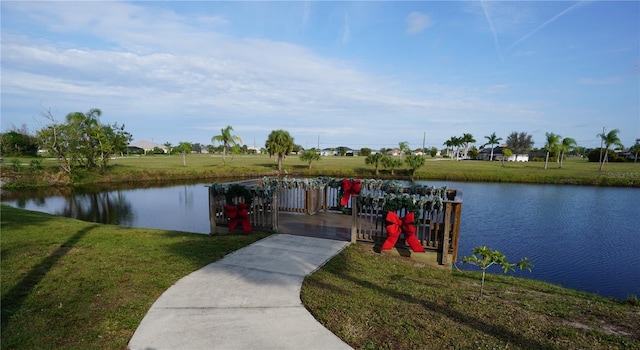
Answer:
[4,153,639,188]
[301,244,640,350]
[0,205,269,349]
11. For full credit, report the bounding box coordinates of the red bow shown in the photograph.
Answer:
[224,202,252,233]
[340,179,361,206]
[381,211,425,252]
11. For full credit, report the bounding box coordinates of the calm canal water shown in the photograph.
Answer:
[2,181,638,300]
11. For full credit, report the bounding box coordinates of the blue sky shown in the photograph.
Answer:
[1,1,638,151]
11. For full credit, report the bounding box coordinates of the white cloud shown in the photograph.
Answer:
[406,11,433,35]
[579,77,621,86]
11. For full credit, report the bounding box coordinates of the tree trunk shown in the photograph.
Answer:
[599,148,608,171]
[544,152,549,169]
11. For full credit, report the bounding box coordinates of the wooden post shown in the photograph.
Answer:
[350,194,358,243]
[441,202,452,265]
[271,191,279,232]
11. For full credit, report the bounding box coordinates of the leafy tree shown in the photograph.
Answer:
[404,154,425,176]
[212,125,242,165]
[557,137,577,168]
[192,143,203,153]
[462,246,533,301]
[37,108,131,174]
[543,132,561,170]
[381,155,402,176]
[429,147,438,157]
[164,142,173,155]
[365,153,384,176]
[483,132,502,161]
[501,148,512,166]
[1,130,39,156]
[360,147,372,157]
[265,129,294,172]
[506,132,534,161]
[597,129,623,171]
[586,149,625,163]
[299,149,320,169]
[337,146,347,157]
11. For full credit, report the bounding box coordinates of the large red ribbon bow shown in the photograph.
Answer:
[340,179,361,206]
[381,211,425,252]
[224,202,252,233]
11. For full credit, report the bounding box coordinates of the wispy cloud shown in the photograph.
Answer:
[507,1,588,51]
[480,0,503,61]
[579,77,621,85]
[406,11,433,35]
[342,12,350,44]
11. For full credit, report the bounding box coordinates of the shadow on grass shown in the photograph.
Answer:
[327,268,554,349]
[1,224,99,330]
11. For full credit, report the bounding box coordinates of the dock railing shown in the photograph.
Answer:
[207,177,462,264]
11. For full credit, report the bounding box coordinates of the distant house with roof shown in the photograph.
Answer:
[477,146,530,162]
[128,140,168,154]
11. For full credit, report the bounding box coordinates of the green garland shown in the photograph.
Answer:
[225,184,253,206]
[209,183,254,207]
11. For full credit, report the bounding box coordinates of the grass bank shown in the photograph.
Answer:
[301,244,640,350]
[0,205,269,349]
[2,154,639,189]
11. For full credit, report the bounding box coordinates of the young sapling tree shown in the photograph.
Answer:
[462,246,533,301]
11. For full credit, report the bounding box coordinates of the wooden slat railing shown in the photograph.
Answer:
[351,192,462,264]
[208,178,462,265]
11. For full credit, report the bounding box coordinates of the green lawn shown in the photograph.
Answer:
[301,244,640,350]
[0,205,269,349]
[3,154,639,189]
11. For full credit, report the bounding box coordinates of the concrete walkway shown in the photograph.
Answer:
[128,234,352,350]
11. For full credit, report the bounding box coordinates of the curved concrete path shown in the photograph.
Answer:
[128,234,352,350]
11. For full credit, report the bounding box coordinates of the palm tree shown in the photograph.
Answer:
[211,125,242,165]
[178,141,192,166]
[483,132,502,161]
[557,137,577,168]
[265,129,294,172]
[461,133,476,159]
[443,138,454,160]
[163,142,172,156]
[398,141,410,158]
[597,129,624,171]
[365,153,384,176]
[543,132,561,170]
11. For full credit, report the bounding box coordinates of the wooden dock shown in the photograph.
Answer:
[277,211,352,241]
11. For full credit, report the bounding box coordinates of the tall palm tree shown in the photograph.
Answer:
[557,137,577,168]
[443,138,454,160]
[461,133,475,159]
[211,125,242,165]
[483,132,502,161]
[543,132,561,170]
[398,141,410,158]
[597,129,623,171]
[265,129,294,172]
